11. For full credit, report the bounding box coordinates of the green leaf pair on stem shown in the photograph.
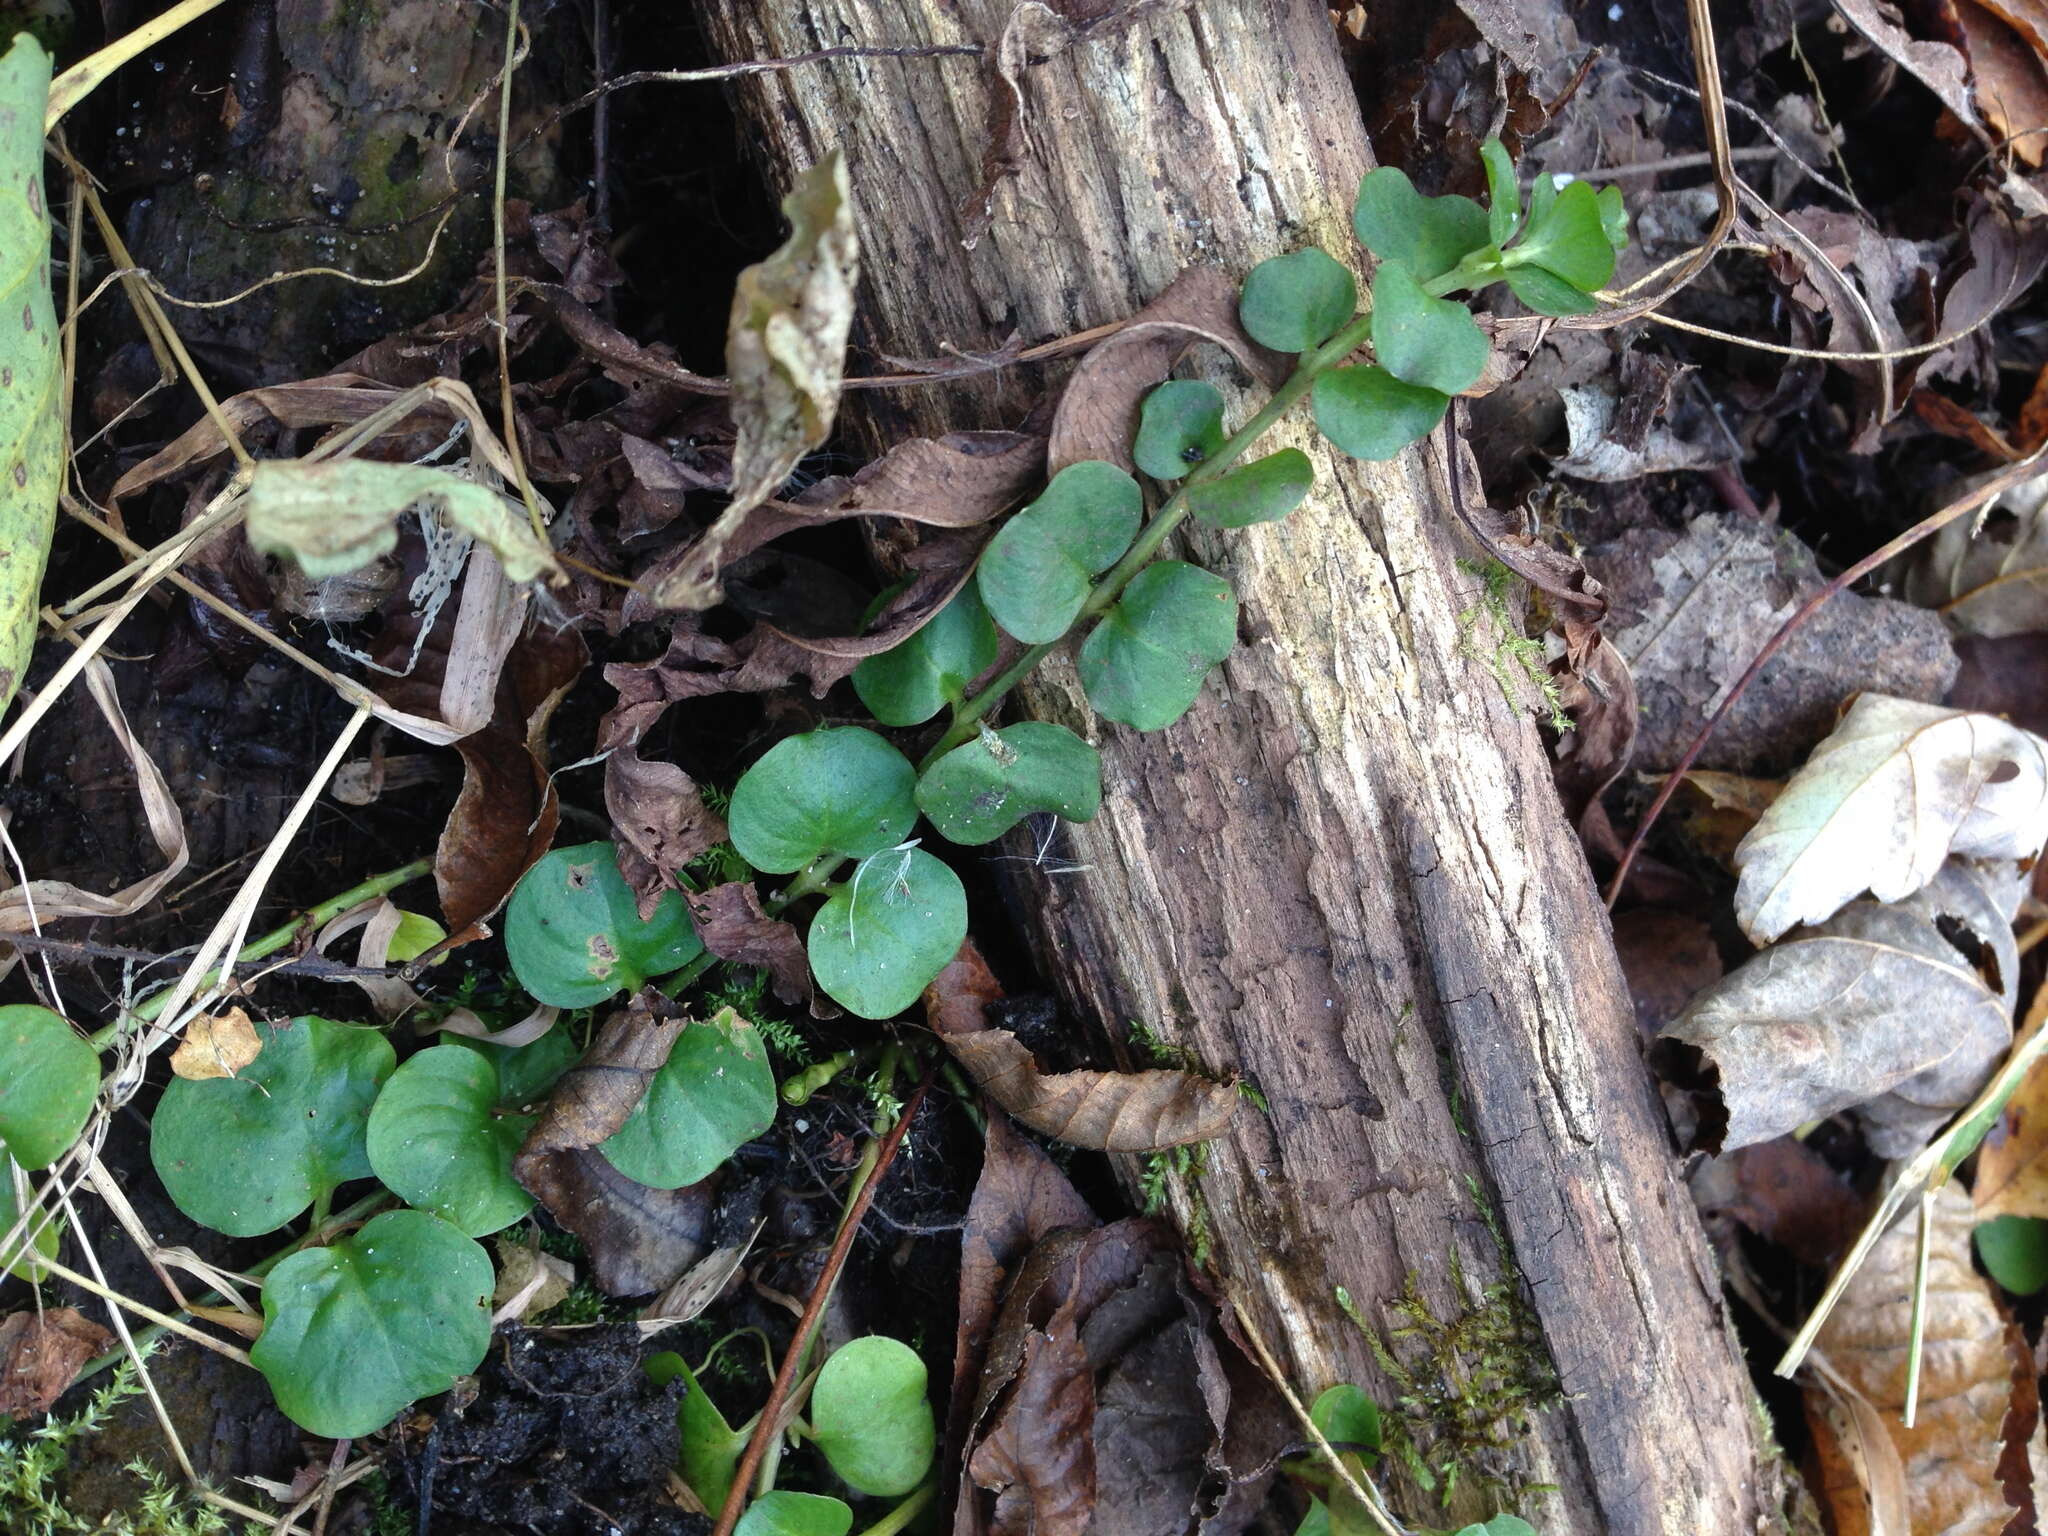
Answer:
[648,1333,935,1534]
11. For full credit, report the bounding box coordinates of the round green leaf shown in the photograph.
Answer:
[1369,262,1489,397]
[807,848,967,1019]
[1479,138,1519,246]
[151,1016,393,1237]
[1506,177,1615,291]
[367,1046,533,1237]
[505,842,704,1005]
[1502,264,1597,318]
[0,1005,99,1170]
[727,729,919,875]
[852,585,1000,727]
[917,722,1102,845]
[448,1025,579,1110]
[1078,561,1237,731]
[1351,168,1490,284]
[1186,448,1314,529]
[810,1336,936,1496]
[1132,381,1226,481]
[1239,248,1357,353]
[599,1006,777,1188]
[735,1492,853,1536]
[251,1209,492,1437]
[646,1352,746,1514]
[0,1154,59,1281]
[977,461,1141,644]
[1977,1215,2048,1296]
[1310,1384,1381,1455]
[1312,366,1450,461]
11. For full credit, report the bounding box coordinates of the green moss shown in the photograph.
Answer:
[1338,1179,1563,1516]
[1455,559,1569,732]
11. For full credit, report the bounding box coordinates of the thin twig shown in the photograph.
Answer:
[1606,446,2048,904]
[709,1074,934,1536]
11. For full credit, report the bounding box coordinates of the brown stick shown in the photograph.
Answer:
[710,1074,935,1536]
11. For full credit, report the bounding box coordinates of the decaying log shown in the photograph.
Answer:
[695,2,1789,1531]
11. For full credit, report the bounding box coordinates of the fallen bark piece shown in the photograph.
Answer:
[1805,1181,2041,1536]
[925,944,1237,1152]
[1734,694,2048,944]
[1653,859,2018,1156]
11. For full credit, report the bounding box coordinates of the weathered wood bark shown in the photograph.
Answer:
[697,3,1788,1532]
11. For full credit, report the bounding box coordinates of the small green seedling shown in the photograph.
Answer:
[366,1044,533,1237]
[504,841,704,1006]
[648,1332,936,1532]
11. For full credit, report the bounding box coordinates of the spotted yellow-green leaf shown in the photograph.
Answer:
[0,35,60,711]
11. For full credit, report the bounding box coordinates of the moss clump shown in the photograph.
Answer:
[1455,558,1570,732]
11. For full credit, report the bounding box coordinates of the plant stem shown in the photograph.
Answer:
[918,313,1371,773]
[763,851,846,918]
[711,1069,933,1536]
[854,1483,935,1536]
[87,858,434,1049]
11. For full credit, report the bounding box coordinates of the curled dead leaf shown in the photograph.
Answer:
[605,744,726,920]
[1652,859,2019,1157]
[1907,471,2048,637]
[1047,267,1285,474]
[1733,695,2048,945]
[491,1235,575,1322]
[925,943,1236,1152]
[655,153,858,609]
[169,1007,262,1081]
[686,881,835,1019]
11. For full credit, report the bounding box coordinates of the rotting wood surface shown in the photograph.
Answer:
[695,1,1790,1530]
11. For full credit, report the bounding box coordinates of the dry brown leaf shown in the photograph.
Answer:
[1972,1030,2048,1220]
[605,744,726,920]
[433,621,586,943]
[686,881,834,1019]
[0,1308,112,1418]
[1688,1136,1866,1269]
[1671,770,1784,865]
[1611,909,1723,1041]
[925,944,1236,1153]
[1958,0,2048,169]
[518,990,684,1161]
[491,1235,575,1321]
[1047,266,1285,474]
[1908,470,2048,636]
[1805,1182,2039,1536]
[169,1007,262,1081]
[1652,859,2019,1157]
[1733,695,2048,944]
[654,153,857,609]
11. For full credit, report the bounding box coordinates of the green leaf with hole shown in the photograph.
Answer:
[646,1352,748,1514]
[728,728,919,875]
[1133,381,1226,481]
[1505,177,1614,293]
[0,1154,58,1281]
[1370,261,1489,397]
[252,1209,492,1437]
[1239,247,1357,353]
[1079,560,1237,731]
[977,460,1141,644]
[366,1046,532,1237]
[151,1016,393,1238]
[917,722,1102,845]
[0,1005,99,1170]
[1977,1215,2048,1295]
[1503,264,1598,317]
[0,36,61,715]
[1352,167,1490,284]
[1185,449,1314,528]
[810,1336,937,1496]
[1312,366,1450,461]
[599,1007,777,1188]
[852,586,999,727]
[808,848,967,1019]
[505,842,703,1006]
[1480,138,1519,247]
[735,1492,853,1536]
